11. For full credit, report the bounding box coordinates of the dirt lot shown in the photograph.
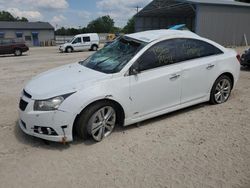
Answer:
[0,46,250,188]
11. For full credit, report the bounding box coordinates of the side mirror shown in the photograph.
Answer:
[129,65,140,76]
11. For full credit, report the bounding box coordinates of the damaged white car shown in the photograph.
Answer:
[19,30,240,142]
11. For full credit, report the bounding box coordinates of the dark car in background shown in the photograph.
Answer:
[241,48,250,67]
[0,38,29,56]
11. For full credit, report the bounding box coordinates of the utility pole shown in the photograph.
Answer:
[136,5,141,13]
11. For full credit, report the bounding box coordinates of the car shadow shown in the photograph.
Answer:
[114,102,207,133]
[0,54,28,58]
[14,102,208,149]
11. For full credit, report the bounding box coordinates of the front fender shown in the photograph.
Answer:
[59,84,130,120]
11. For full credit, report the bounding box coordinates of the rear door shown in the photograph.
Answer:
[178,39,224,103]
[82,36,91,50]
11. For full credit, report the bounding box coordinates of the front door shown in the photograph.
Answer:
[129,39,182,118]
[72,37,83,51]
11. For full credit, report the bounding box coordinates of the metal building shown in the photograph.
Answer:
[135,0,250,46]
[0,21,55,46]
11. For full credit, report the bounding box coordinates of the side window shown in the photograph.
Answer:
[82,37,90,42]
[72,37,82,44]
[138,39,180,72]
[180,39,223,61]
[136,38,223,72]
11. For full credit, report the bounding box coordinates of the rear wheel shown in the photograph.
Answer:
[14,49,22,56]
[91,45,98,51]
[76,101,117,142]
[210,75,232,104]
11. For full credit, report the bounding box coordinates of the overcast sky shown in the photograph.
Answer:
[0,0,152,28]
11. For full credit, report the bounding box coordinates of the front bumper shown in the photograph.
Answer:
[18,95,74,142]
[59,46,64,52]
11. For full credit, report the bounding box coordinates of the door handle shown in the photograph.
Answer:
[207,64,215,70]
[170,74,180,80]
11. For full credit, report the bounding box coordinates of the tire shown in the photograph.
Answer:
[91,45,98,51]
[14,49,22,56]
[66,47,73,53]
[76,101,118,142]
[210,75,232,105]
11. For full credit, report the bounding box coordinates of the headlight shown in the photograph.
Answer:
[34,93,74,111]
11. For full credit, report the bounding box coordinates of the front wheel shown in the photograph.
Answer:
[210,75,232,104]
[66,47,73,53]
[76,101,117,142]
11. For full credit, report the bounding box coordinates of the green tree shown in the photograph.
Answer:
[0,11,28,22]
[55,15,121,36]
[87,15,115,33]
[55,27,68,35]
[122,17,135,34]
[18,17,29,22]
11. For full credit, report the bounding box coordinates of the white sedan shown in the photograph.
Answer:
[19,30,240,142]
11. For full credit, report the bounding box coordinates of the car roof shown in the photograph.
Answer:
[125,29,201,43]
[75,33,98,37]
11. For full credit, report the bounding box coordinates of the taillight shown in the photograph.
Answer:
[236,54,241,63]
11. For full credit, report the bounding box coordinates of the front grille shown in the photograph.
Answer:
[19,99,28,111]
[23,90,32,98]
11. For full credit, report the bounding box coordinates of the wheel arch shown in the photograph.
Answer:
[13,47,22,52]
[209,72,235,104]
[218,72,235,89]
[72,98,125,137]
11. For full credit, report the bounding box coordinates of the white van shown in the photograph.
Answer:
[59,33,100,53]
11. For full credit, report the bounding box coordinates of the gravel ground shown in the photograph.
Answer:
[0,46,250,188]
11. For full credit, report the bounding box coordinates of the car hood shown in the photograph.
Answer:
[24,63,111,100]
[61,42,71,47]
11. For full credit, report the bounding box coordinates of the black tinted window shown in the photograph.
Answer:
[138,40,180,71]
[83,37,90,42]
[180,39,223,61]
[138,38,223,72]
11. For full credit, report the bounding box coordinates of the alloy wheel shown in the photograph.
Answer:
[88,106,116,141]
[214,78,231,104]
